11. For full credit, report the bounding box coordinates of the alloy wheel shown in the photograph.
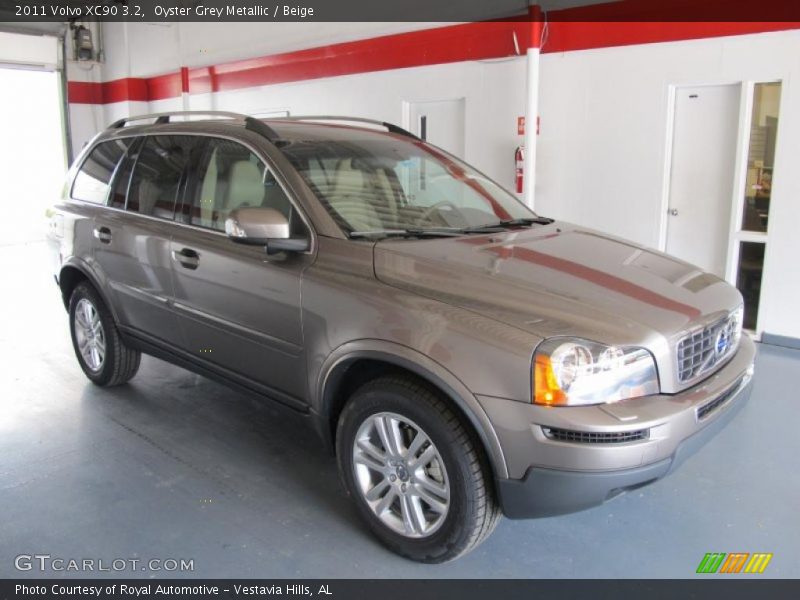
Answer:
[74,298,106,371]
[352,412,450,538]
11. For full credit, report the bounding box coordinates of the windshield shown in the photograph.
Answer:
[277,133,537,235]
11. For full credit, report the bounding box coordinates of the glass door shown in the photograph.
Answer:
[728,81,782,334]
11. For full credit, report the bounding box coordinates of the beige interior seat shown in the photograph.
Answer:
[197,148,219,228]
[134,179,162,215]
[224,160,266,218]
[328,158,383,231]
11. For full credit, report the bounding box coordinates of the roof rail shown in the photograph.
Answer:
[269,115,419,140]
[107,112,417,142]
[109,111,248,129]
[108,111,281,142]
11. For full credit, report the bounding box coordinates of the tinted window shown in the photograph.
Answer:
[126,136,195,219]
[186,138,295,232]
[72,139,132,204]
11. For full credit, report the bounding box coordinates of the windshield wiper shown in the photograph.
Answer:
[349,217,556,239]
[349,228,465,239]
[460,216,555,233]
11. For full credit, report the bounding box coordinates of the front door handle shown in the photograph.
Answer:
[93,226,112,243]
[172,248,200,270]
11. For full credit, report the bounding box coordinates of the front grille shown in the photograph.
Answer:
[542,427,649,444]
[677,311,741,383]
[696,377,743,420]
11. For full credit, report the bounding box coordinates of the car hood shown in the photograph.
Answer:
[373,223,743,344]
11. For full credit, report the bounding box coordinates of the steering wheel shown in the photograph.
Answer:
[418,200,461,226]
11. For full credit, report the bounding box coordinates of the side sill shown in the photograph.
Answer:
[119,326,310,415]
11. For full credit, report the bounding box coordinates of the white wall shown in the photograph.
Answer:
[99,22,457,79]
[537,29,800,339]
[71,22,527,189]
[148,58,526,190]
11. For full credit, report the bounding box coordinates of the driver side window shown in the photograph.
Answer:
[186,138,293,232]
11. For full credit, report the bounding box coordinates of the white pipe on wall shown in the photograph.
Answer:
[523,44,539,209]
[523,3,542,210]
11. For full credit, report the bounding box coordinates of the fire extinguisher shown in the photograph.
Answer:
[515,146,524,194]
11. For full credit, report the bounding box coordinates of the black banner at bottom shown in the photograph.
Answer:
[2,579,799,600]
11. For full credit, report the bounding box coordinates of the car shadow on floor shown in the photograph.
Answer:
[75,355,374,545]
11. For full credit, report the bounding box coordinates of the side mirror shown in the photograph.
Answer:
[225,207,309,255]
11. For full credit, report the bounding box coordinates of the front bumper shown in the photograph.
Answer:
[479,336,756,518]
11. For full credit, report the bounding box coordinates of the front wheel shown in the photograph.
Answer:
[336,376,500,562]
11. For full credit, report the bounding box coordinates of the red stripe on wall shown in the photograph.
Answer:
[542,21,800,54]
[66,11,800,105]
[67,78,148,104]
[68,20,531,104]
[147,72,182,101]
[547,0,800,22]
[67,81,104,104]
[182,20,530,99]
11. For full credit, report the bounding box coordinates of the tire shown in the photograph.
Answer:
[336,375,501,563]
[68,282,141,386]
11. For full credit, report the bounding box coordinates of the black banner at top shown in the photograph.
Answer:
[1,0,800,23]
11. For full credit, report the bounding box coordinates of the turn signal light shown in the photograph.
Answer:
[533,354,567,406]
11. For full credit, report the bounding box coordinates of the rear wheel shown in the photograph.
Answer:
[68,282,140,386]
[336,375,500,562]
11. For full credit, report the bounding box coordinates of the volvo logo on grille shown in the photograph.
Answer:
[715,329,731,356]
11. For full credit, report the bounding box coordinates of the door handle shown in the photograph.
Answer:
[93,226,112,243]
[668,208,679,216]
[172,248,200,270]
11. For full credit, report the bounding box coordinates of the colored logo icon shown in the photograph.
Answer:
[715,329,730,355]
[696,552,773,574]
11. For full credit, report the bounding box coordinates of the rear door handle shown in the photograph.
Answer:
[93,226,112,243]
[172,247,200,270]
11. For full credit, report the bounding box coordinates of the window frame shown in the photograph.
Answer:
[69,138,134,205]
[73,131,316,253]
[121,134,197,222]
[176,135,313,244]
[106,136,145,210]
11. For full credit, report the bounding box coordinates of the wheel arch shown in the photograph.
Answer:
[315,342,509,479]
[58,260,119,323]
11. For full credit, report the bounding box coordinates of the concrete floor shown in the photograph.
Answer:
[1,241,798,578]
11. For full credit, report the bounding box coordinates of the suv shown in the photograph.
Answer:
[49,111,755,562]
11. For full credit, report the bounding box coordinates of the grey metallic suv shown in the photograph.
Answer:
[49,111,755,562]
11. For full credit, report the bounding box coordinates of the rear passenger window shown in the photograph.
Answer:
[71,139,132,204]
[186,138,295,232]
[126,136,195,219]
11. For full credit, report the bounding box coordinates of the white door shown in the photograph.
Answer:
[666,85,740,277]
[408,99,466,158]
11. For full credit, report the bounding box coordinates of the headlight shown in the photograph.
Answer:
[730,304,744,349]
[533,338,660,406]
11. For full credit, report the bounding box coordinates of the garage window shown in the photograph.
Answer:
[71,139,132,204]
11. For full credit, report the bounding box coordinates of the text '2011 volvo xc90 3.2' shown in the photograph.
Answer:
[48,111,755,562]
